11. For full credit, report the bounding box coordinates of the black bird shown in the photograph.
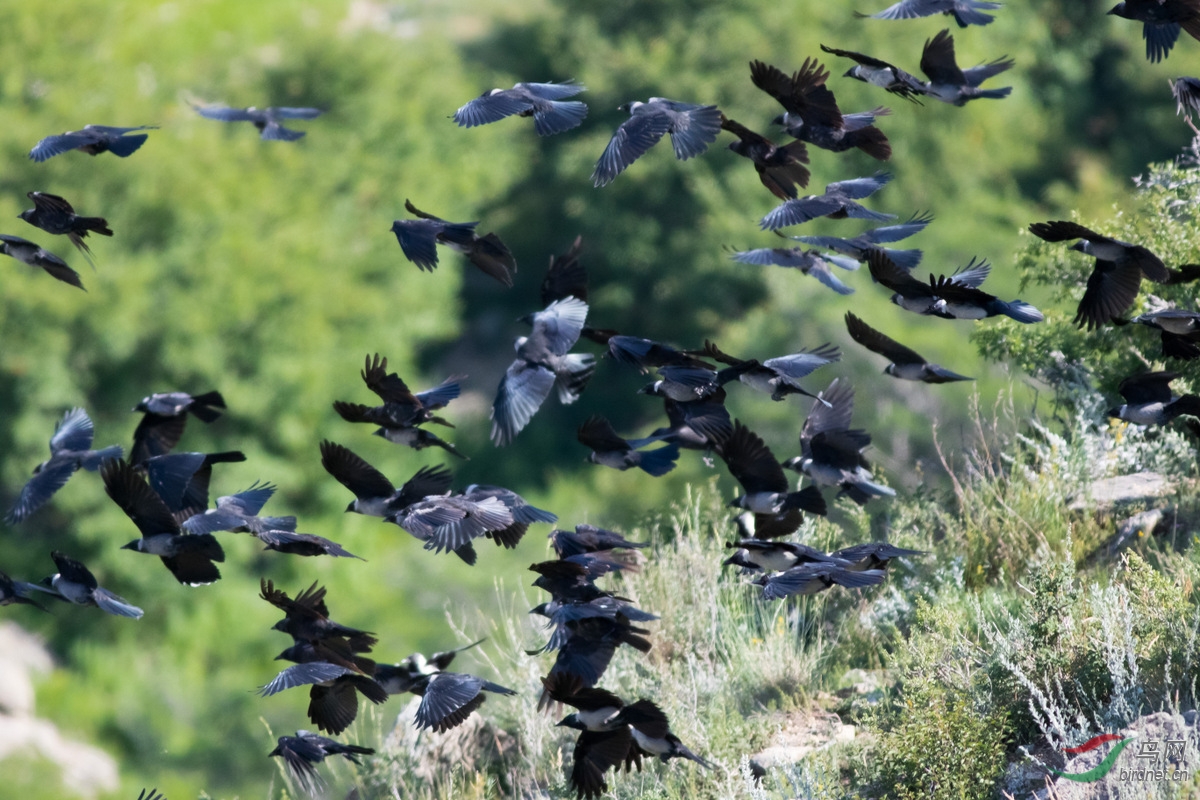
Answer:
[820,45,929,103]
[29,125,156,162]
[321,441,453,516]
[130,390,226,466]
[454,81,587,136]
[550,525,649,559]
[723,538,843,573]
[0,234,83,289]
[375,642,515,732]
[830,542,926,571]
[729,246,860,294]
[1029,220,1173,330]
[192,104,322,140]
[1128,308,1200,359]
[577,415,680,476]
[753,563,887,599]
[694,339,841,401]
[750,59,893,160]
[642,386,734,460]
[40,551,143,618]
[783,379,895,504]
[1108,0,1200,63]
[333,353,465,458]
[0,570,48,611]
[392,199,517,286]
[19,191,112,261]
[269,731,374,796]
[918,29,1013,106]
[759,172,896,231]
[845,311,973,382]
[260,655,387,735]
[387,493,513,563]
[786,210,932,271]
[260,579,378,655]
[543,616,653,691]
[855,0,1002,27]
[1108,371,1200,425]
[492,296,595,445]
[1172,77,1200,133]
[867,250,1042,323]
[605,334,713,373]
[719,114,810,199]
[719,421,827,539]
[140,450,246,515]
[180,482,295,536]
[462,483,558,549]
[592,97,723,187]
[103,459,226,586]
[6,407,122,524]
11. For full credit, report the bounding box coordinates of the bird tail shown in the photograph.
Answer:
[80,445,124,471]
[555,353,596,404]
[784,485,828,516]
[991,299,1044,324]
[418,429,469,460]
[534,101,589,137]
[845,126,891,161]
[953,6,997,27]
[972,87,1012,101]
[188,391,227,422]
[636,443,680,477]
[78,216,114,236]
[106,134,150,158]
[839,480,896,506]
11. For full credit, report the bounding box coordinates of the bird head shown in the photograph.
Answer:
[529,602,549,617]
[1107,3,1128,18]
[884,364,897,376]
[345,500,357,513]
[722,550,755,569]
[120,540,141,552]
[133,395,151,412]
[556,713,587,731]
[17,210,33,223]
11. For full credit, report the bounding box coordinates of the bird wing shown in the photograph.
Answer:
[532,296,589,355]
[653,100,722,160]
[130,413,187,466]
[360,353,418,406]
[320,440,396,499]
[820,44,896,70]
[919,29,966,85]
[48,407,96,454]
[216,481,277,516]
[867,249,933,294]
[29,132,99,161]
[961,56,1014,87]
[759,196,845,230]
[1075,260,1143,331]
[577,415,631,453]
[192,104,257,122]
[390,218,442,271]
[142,452,207,511]
[845,311,926,365]
[271,107,323,119]
[1118,371,1179,405]
[390,464,454,511]
[801,379,856,443]
[947,256,992,288]
[27,191,76,214]
[827,171,893,200]
[720,421,789,493]
[591,106,674,186]
[520,81,586,100]
[763,345,842,380]
[6,460,79,524]
[90,587,145,618]
[415,672,488,732]
[102,458,181,535]
[491,361,556,446]
[859,0,942,20]
[862,211,934,243]
[541,235,587,306]
[1027,220,1104,243]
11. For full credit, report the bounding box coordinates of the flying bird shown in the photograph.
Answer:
[753,563,887,599]
[749,59,892,160]
[103,459,226,586]
[855,0,1002,27]
[820,45,929,103]
[719,114,810,199]
[1029,220,1173,330]
[592,97,723,187]
[729,246,860,294]
[39,551,143,618]
[461,484,558,549]
[1108,371,1200,425]
[392,200,517,286]
[320,441,453,516]
[130,390,226,465]
[1127,308,1200,359]
[387,493,514,563]
[140,450,246,515]
[786,211,932,271]
[6,407,122,524]
[692,339,841,401]
[830,542,926,571]
[783,379,896,505]
[867,250,1042,323]
[719,421,827,539]
[1107,0,1200,63]
[759,172,896,231]
[192,104,323,140]
[845,312,973,382]
[19,192,112,262]
[918,30,1013,106]
[0,570,48,611]
[453,81,588,136]
[491,296,595,445]
[29,125,156,162]
[268,731,374,796]
[577,415,680,476]
[0,234,83,289]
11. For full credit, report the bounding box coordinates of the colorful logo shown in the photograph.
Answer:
[1049,733,1137,782]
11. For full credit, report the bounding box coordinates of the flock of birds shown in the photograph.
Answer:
[4,1,1200,797]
